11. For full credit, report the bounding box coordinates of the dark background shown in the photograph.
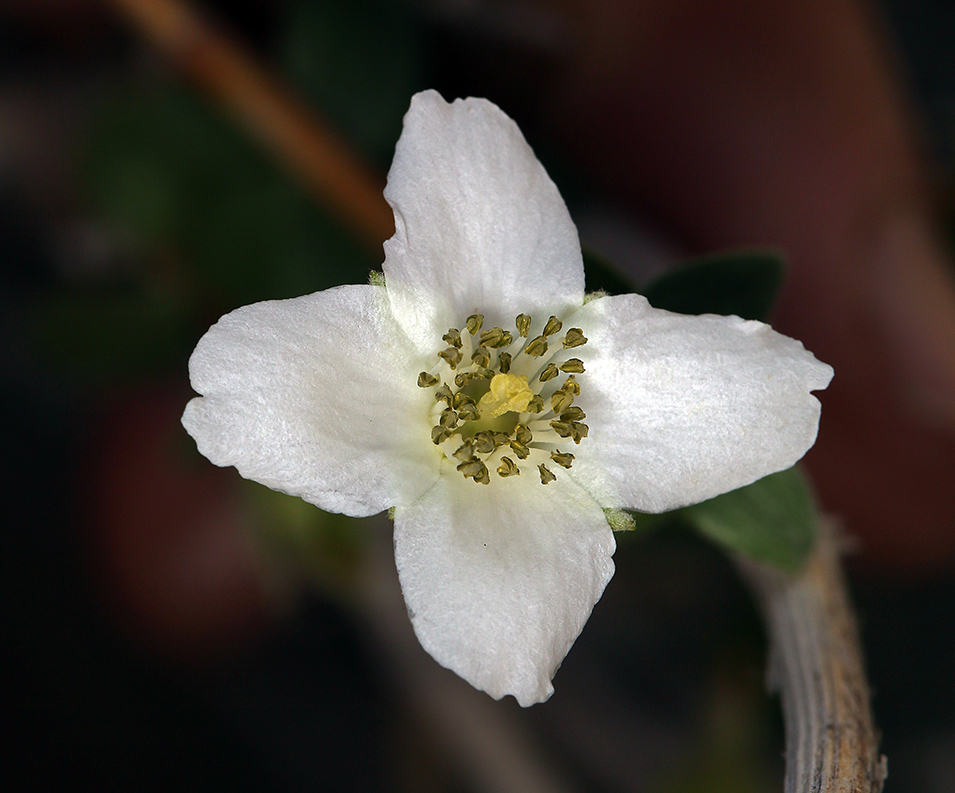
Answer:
[4,1,954,790]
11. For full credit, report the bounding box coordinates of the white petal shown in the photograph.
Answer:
[382,90,585,350]
[393,464,615,706]
[182,285,440,516]
[569,294,834,513]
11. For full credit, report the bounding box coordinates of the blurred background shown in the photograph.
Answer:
[4,0,954,790]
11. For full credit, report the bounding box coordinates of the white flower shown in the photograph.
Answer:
[182,90,833,706]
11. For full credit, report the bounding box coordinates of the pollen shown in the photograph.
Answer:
[417,311,590,485]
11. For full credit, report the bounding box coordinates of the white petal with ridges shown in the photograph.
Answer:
[568,294,833,513]
[383,90,585,350]
[394,463,615,706]
[182,284,440,516]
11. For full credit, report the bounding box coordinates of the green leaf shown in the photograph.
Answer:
[680,467,817,572]
[642,249,786,321]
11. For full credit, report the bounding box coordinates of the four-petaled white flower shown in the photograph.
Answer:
[182,90,833,706]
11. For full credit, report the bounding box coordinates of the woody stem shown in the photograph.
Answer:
[737,517,887,792]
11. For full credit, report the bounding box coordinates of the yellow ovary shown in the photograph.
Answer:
[479,373,534,418]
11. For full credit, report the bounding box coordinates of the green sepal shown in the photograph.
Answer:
[603,508,670,540]
[603,507,635,532]
[642,249,786,321]
[680,466,817,573]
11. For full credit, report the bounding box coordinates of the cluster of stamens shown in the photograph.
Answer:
[417,312,589,485]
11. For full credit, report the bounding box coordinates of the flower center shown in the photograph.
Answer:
[417,312,589,485]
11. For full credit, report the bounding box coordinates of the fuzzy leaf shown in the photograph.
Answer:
[680,467,817,572]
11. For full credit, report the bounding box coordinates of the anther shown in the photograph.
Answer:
[434,384,453,404]
[452,392,475,409]
[466,314,484,335]
[560,358,585,373]
[457,459,489,485]
[562,328,587,349]
[453,441,475,462]
[471,346,491,368]
[538,464,557,485]
[542,316,563,336]
[526,395,544,413]
[472,431,496,455]
[439,409,459,429]
[515,314,531,338]
[497,351,512,374]
[525,335,548,357]
[538,363,559,382]
[492,431,511,447]
[551,389,575,413]
[561,375,580,395]
[514,423,532,445]
[550,450,575,468]
[457,403,480,422]
[560,406,586,422]
[509,440,531,459]
[555,420,588,441]
[571,422,589,443]
[442,328,463,348]
[480,327,513,348]
[438,347,463,369]
[497,457,520,477]
[454,371,477,389]
[432,426,453,444]
[550,421,574,439]
[456,459,481,475]
[417,372,439,388]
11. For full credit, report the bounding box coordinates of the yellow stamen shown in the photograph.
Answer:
[420,309,591,486]
[542,316,563,336]
[515,313,531,337]
[497,456,520,477]
[538,464,557,484]
[562,328,587,349]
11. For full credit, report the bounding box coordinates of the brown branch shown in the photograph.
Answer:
[738,519,887,793]
[104,0,394,252]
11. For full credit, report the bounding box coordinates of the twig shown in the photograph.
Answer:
[104,0,394,251]
[738,518,887,792]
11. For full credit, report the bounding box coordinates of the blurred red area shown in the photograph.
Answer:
[532,0,955,574]
[7,0,954,656]
[84,386,270,657]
